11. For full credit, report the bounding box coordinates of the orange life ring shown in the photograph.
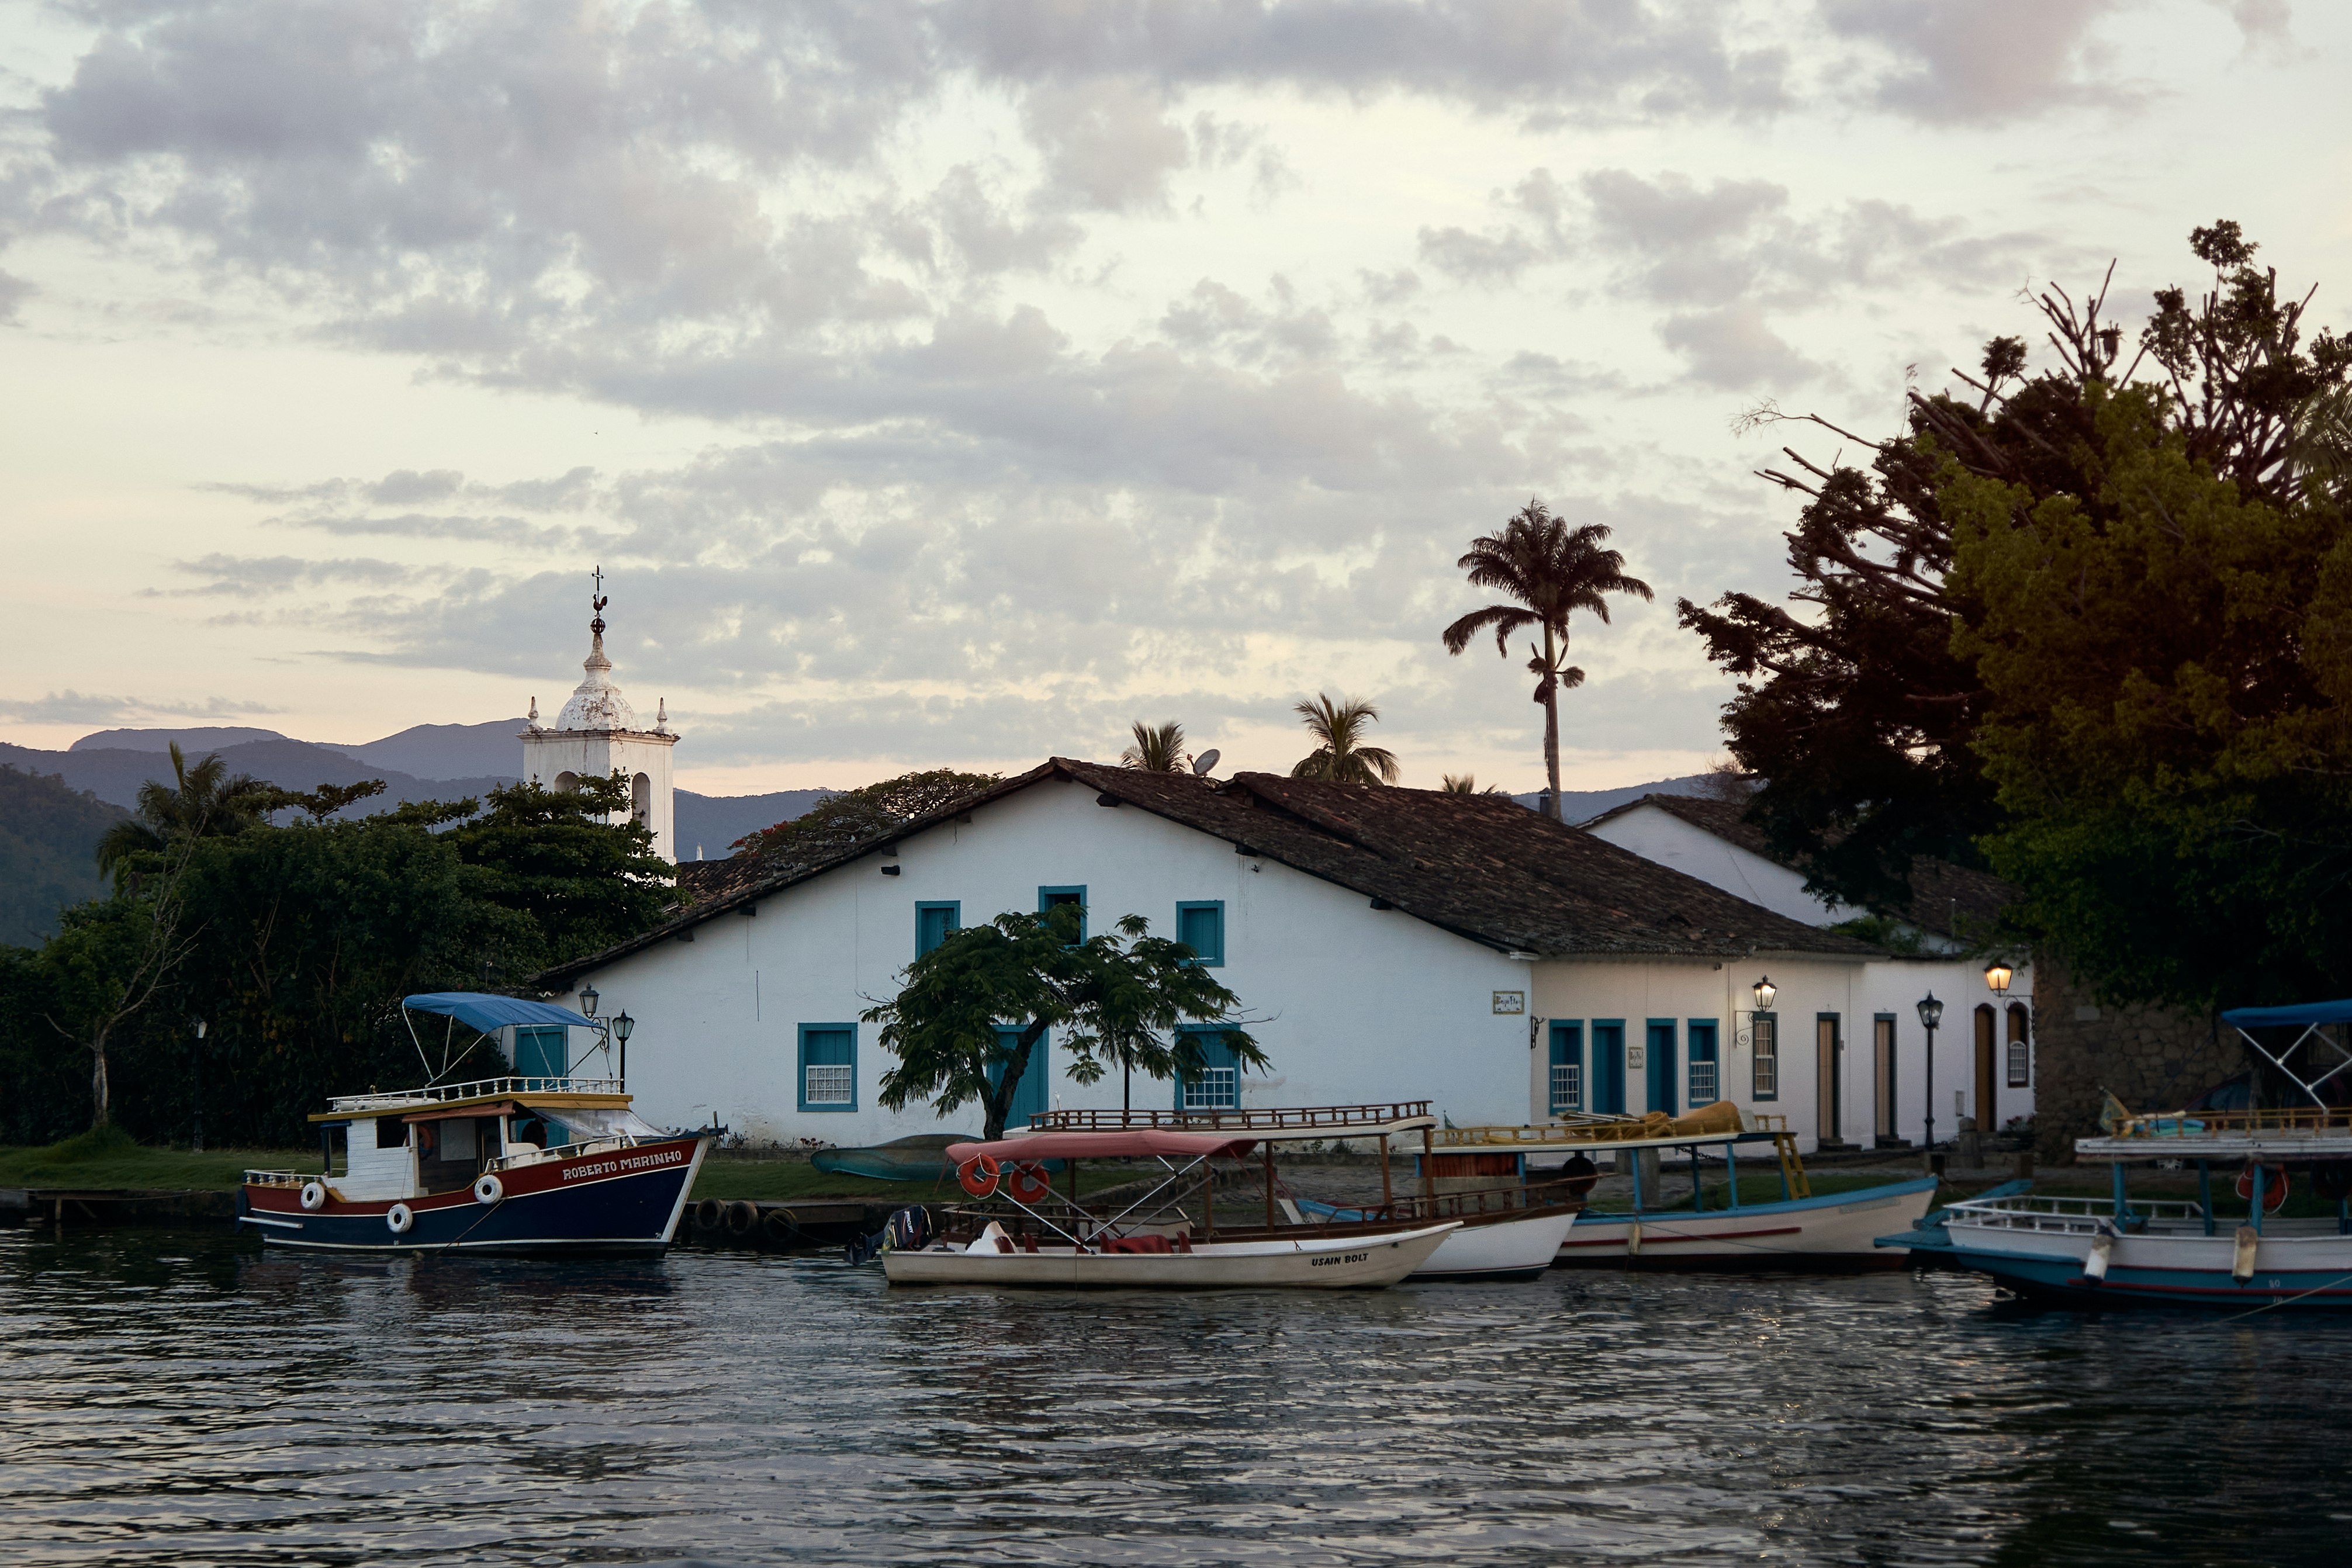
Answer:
[2236,1162,2290,1213]
[958,1154,1001,1197]
[1007,1162,1053,1204]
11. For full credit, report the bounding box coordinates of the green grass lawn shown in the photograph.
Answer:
[0,1127,316,1190]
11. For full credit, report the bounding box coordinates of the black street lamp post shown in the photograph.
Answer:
[613,1011,634,1088]
[1917,992,1944,1152]
[192,1019,207,1154]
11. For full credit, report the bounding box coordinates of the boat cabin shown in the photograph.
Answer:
[311,1082,662,1202]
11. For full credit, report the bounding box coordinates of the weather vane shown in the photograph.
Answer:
[591,565,607,636]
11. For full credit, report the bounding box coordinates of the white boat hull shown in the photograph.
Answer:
[1559,1178,1939,1268]
[1417,1210,1577,1279]
[1938,1208,2352,1308]
[883,1222,1459,1289]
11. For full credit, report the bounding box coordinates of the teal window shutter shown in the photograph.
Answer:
[513,1026,567,1079]
[1175,1026,1241,1110]
[1175,901,1225,965]
[1038,885,1087,941]
[1547,1022,1582,1114]
[915,901,960,957]
[988,1027,1052,1130]
[797,1024,857,1112]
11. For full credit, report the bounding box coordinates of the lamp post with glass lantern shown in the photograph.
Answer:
[613,1011,634,1088]
[1917,992,1944,1152]
[192,1019,207,1154]
[1984,958,2014,996]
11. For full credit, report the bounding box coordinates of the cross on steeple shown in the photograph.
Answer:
[590,564,607,636]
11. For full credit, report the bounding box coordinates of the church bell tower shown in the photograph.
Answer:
[521,569,680,861]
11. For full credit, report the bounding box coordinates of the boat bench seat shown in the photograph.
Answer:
[1102,1235,1175,1255]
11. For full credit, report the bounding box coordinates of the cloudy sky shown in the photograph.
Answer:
[3,0,2344,794]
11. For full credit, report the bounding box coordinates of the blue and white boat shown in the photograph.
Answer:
[238,992,708,1256]
[1434,1105,1939,1269]
[1881,998,2352,1307]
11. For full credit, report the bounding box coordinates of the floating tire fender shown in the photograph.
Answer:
[386,1203,414,1235]
[724,1199,759,1235]
[1006,1162,1052,1204]
[958,1154,1001,1198]
[473,1174,504,1206]
[692,1197,724,1230]
[299,1181,327,1212]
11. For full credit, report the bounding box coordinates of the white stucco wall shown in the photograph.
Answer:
[562,777,1536,1144]
[1530,953,2035,1151]
[1583,804,1867,927]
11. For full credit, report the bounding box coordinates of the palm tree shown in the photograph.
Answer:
[96,743,275,880]
[1440,773,1507,794]
[1291,694,1400,785]
[1121,721,1189,772]
[1441,500,1652,819]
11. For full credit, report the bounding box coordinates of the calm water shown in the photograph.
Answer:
[4,1227,2348,1567]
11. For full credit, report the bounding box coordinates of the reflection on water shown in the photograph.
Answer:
[2,1226,2347,1566]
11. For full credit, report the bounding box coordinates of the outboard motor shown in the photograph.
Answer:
[847,1205,936,1265]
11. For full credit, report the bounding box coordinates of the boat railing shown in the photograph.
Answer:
[2106,1105,2352,1141]
[483,1133,652,1172]
[244,1169,309,1188]
[1029,1101,1433,1133]
[1948,1192,2205,1235]
[1436,1105,1764,1148]
[327,1075,625,1113]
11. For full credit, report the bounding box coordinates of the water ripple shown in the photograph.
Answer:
[2,1228,2347,1566]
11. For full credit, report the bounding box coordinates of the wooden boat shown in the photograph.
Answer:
[238,993,708,1255]
[1888,1093,2352,1308]
[1027,1102,1583,1282]
[1436,1103,1938,1269]
[878,1128,1455,1289]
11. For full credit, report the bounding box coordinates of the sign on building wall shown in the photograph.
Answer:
[1492,991,1525,1015]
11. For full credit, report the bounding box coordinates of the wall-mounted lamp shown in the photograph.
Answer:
[1752,975,1777,1012]
[1984,958,2014,995]
[579,984,600,1018]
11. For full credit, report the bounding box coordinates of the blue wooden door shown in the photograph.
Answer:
[1591,1022,1626,1114]
[991,1027,1050,1130]
[1647,1020,1677,1116]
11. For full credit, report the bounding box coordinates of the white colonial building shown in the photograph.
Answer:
[535,760,1930,1153]
[522,583,679,861]
[1582,792,2034,1148]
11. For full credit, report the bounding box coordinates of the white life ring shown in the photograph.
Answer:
[299,1181,327,1212]
[386,1203,414,1235]
[473,1174,504,1206]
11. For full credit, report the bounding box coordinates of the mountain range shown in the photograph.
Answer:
[2,719,1720,946]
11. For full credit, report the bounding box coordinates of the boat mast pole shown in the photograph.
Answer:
[1420,1125,1434,1206]
[1264,1141,1275,1229]
[1380,1135,1393,1217]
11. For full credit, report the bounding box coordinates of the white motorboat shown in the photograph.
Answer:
[883,1217,1459,1288]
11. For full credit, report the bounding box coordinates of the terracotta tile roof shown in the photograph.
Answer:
[1579,792,2014,939]
[538,759,1876,987]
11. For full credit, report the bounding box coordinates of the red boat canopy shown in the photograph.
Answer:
[946,1130,1258,1164]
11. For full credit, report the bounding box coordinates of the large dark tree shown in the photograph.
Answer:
[1681,222,2351,919]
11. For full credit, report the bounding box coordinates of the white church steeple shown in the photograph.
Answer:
[520,567,680,861]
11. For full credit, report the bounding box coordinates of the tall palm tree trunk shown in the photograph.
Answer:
[1541,625,1562,819]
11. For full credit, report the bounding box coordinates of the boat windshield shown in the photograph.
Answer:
[518,1106,666,1150]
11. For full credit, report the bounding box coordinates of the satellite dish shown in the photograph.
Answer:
[1192,749,1221,776]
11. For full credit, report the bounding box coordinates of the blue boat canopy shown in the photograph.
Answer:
[2220,999,2352,1027]
[403,992,600,1034]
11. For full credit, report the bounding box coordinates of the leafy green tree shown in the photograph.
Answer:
[1682,221,2350,917]
[1443,501,1652,818]
[1290,694,1400,785]
[38,874,198,1127]
[0,766,123,947]
[731,769,999,864]
[95,743,279,881]
[1948,382,2352,1010]
[440,774,677,978]
[864,904,1264,1141]
[1121,720,1189,771]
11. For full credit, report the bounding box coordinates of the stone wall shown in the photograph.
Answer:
[2028,953,2237,1165]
